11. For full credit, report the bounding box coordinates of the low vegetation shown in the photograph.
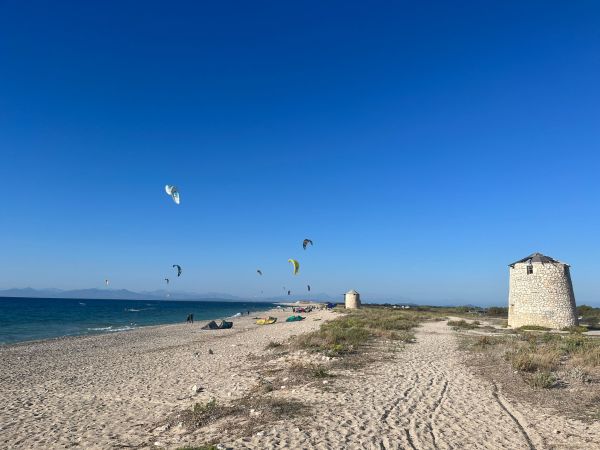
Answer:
[577,305,600,330]
[295,307,427,355]
[447,319,480,330]
[518,325,551,331]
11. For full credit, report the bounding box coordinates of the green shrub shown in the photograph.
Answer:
[518,325,551,331]
[447,320,479,330]
[528,371,556,389]
[561,325,587,334]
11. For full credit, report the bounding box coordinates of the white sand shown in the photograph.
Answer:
[1,311,598,449]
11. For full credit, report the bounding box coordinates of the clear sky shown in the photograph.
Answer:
[1,1,599,305]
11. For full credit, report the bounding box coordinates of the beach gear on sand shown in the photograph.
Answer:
[165,185,180,204]
[286,315,305,322]
[302,239,313,250]
[288,259,300,275]
[256,317,277,325]
[201,320,233,330]
[326,302,336,309]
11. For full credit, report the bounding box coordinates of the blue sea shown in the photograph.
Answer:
[0,297,275,345]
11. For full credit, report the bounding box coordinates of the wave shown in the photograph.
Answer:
[87,325,136,333]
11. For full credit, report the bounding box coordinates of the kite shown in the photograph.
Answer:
[165,185,180,205]
[165,278,170,284]
[257,269,262,276]
[288,259,300,275]
[302,239,313,250]
[173,264,182,277]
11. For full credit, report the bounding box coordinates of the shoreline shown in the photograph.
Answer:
[0,306,335,449]
[0,300,297,348]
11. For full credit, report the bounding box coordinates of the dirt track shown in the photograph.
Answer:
[235,320,600,449]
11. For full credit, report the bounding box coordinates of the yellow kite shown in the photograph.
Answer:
[288,259,300,275]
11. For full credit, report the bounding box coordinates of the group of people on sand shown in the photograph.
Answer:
[185,314,194,323]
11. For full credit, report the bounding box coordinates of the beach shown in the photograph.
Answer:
[2,308,599,449]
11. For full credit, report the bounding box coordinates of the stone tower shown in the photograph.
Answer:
[345,290,361,309]
[508,253,578,329]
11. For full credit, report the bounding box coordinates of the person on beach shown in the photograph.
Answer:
[190,314,194,323]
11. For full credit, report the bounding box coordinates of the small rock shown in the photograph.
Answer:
[280,385,286,389]
[554,430,561,434]
[191,384,203,394]
[209,349,214,355]
[323,380,328,384]
[216,445,226,450]
[282,377,289,382]
[227,392,232,397]
[294,427,301,433]
[256,431,265,437]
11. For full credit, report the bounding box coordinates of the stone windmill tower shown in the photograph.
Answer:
[508,253,578,329]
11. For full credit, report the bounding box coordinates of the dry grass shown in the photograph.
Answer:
[294,308,426,355]
[447,319,480,330]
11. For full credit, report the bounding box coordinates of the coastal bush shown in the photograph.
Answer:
[518,325,551,331]
[447,319,479,330]
[561,325,588,333]
[485,307,508,317]
[295,308,424,355]
[265,341,282,349]
[527,371,557,389]
[312,366,332,378]
[506,347,560,372]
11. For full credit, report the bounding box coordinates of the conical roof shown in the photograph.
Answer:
[509,252,566,267]
[346,289,359,295]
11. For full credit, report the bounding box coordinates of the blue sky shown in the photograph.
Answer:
[1,1,599,305]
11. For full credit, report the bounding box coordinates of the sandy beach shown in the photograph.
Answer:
[2,309,599,449]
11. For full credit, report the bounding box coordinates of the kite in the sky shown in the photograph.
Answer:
[257,269,262,276]
[307,285,311,292]
[173,264,182,277]
[165,185,180,205]
[105,279,110,286]
[165,278,170,284]
[288,259,300,275]
[287,290,291,296]
[303,239,313,250]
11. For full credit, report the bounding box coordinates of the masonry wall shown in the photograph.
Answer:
[508,262,578,329]
[345,293,361,309]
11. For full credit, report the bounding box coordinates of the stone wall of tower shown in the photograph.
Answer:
[508,262,578,329]
[345,292,361,309]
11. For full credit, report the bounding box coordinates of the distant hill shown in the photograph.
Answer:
[0,287,339,302]
[0,288,245,301]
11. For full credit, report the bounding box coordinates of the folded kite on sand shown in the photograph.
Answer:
[286,315,305,322]
[256,317,277,325]
[201,320,233,330]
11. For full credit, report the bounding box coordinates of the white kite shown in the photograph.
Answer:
[165,185,180,205]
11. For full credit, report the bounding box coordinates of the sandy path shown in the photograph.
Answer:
[232,320,600,450]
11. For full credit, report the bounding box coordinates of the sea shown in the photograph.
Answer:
[0,297,276,345]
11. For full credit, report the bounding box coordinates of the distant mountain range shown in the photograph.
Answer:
[0,287,337,302]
